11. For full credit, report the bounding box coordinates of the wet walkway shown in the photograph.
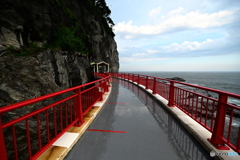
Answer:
[64,79,213,160]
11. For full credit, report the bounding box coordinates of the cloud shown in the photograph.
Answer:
[114,8,237,39]
[162,39,214,54]
[120,57,168,62]
[120,50,168,62]
[148,6,162,18]
[119,38,236,63]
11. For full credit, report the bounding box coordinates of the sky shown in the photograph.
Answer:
[105,0,240,72]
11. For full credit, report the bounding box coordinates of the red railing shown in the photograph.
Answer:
[111,72,240,154]
[0,73,110,160]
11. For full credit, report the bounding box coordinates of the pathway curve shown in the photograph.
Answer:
[64,79,212,160]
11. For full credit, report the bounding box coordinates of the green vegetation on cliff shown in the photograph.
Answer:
[4,0,115,56]
[47,0,115,54]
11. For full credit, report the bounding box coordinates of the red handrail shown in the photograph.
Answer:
[0,73,111,160]
[111,72,240,154]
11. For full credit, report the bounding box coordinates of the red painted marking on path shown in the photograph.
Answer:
[88,129,126,133]
[111,93,124,94]
[107,103,126,104]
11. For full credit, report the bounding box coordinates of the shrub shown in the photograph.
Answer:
[48,26,87,55]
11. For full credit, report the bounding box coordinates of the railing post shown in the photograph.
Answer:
[208,94,230,150]
[152,78,156,94]
[75,88,84,126]
[167,81,175,107]
[137,75,140,84]
[0,119,8,160]
[146,76,148,90]
[99,82,103,101]
[106,79,109,92]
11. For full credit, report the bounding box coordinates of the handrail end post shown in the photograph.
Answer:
[207,94,230,150]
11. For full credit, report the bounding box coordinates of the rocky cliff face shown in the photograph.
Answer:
[0,50,91,106]
[0,0,119,107]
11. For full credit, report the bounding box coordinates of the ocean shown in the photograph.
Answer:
[127,71,240,106]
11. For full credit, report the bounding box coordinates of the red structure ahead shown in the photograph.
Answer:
[0,73,110,160]
[111,72,240,155]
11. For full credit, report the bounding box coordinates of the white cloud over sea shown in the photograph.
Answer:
[114,8,237,39]
[106,0,240,71]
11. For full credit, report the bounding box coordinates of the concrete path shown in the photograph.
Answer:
[64,79,212,160]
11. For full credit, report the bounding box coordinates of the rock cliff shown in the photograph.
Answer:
[0,0,119,107]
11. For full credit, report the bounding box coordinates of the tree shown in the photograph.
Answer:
[95,0,114,27]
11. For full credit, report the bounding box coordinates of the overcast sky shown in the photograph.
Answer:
[105,0,240,72]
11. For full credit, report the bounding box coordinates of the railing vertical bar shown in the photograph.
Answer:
[227,108,234,143]
[179,89,182,109]
[0,122,8,160]
[191,93,194,117]
[200,97,203,122]
[45,109,50,143]
[205,99,209,127]
[74,99,77,120]
[70,100,73,123]
[211,101,216,130]
[0,117,8,160]
[174,88,179,106]
[60,103,63,131]
[37,113,42,150]
[179,89,182,108]
[187,93,191,114]
[185,91,188,112]
[180,90,184,109]
[11,125,18,160]
[174,88,177,105]
[181,89,184,109]
[65,101,68,126]
[174,88,177,106]
[25,119,32,158]
[152,78,156,94]
[53,106,57,136]
[182,91,186,112]
[195,95,199,120]
[73,98,76,121]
